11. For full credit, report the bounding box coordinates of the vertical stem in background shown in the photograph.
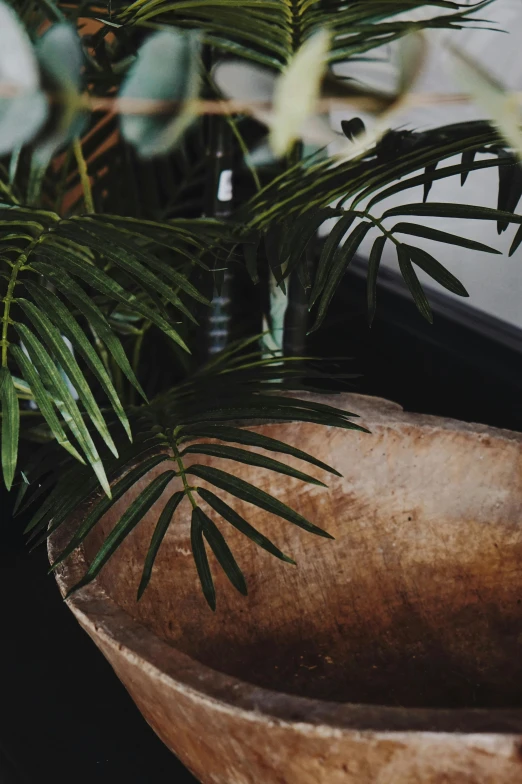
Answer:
[263,275,287,355]
[283,242,313,357]
[203,48,235,358]
[266,141,313,358]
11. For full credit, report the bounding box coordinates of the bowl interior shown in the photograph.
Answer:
[82,410,522,710]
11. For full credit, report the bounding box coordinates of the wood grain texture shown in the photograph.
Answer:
[49,393,522,783]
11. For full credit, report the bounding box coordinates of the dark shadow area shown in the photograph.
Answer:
[309,261,522,433]
[0,500,197,784]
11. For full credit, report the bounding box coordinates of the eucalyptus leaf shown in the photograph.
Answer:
[270,29,331,157]
[34,24,86,156]
[213,59,274,103]
[0,2,48,155]
[449,43,522,160]
[120,29,202,158]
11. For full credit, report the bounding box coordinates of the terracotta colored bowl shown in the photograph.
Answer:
[49,394,522,783]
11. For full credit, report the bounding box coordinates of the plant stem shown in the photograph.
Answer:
[73,138,94,214]
[1,235,43,367]
[357,210,400,246]
[170,433,197,509]
[225,114,261,192]
[280,140,310,357]
[203,56,236,359]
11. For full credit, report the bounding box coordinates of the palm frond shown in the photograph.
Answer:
[110,0,492,69]
[241,121,520,327]
[22,342,363,608]
[0,204,229,489]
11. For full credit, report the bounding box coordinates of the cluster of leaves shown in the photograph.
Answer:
[20,340,364,608]
[0,3,205,166]
[0,1,496,165]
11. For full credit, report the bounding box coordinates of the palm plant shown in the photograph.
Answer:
[1,0,521,608]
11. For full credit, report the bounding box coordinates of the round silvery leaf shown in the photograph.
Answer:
[0,1,39,89]
[37,23,84,92]
[0,93,48,157]
[270,29,331,157]
[0,2,48,155]
[34,24,87,157]
[213,60,275,102]
[120,29,201,158]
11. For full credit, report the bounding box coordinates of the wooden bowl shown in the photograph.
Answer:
[49,394,522,783]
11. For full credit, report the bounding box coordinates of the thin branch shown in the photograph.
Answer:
[72,138,95,214]
[0,83,516,117]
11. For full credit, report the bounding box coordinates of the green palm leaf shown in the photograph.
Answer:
[25,346,359,605]
[367,235,387,326]
[180,423,342,475]
[14,322,110,494]
[51,454,170,570]
[137,490,185,599]
[114,1,491,68]
[397,243,433,323]
[406,245,469,297]
[10,345,84,463]
[187,463,333,538]
[24,282,132,438]
[18,298,119,456]
[182,442,328,485]
[198,485,296,566]
[191,506,216,610]
[65,469,177,597]
[0,367,19,490]
[197,506,248,599]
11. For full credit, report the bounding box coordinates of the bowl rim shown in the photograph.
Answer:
[48,393,522,736]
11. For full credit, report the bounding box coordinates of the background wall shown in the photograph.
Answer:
[329,0,522,329]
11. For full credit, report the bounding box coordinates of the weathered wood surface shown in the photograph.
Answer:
[49,394,522,783]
